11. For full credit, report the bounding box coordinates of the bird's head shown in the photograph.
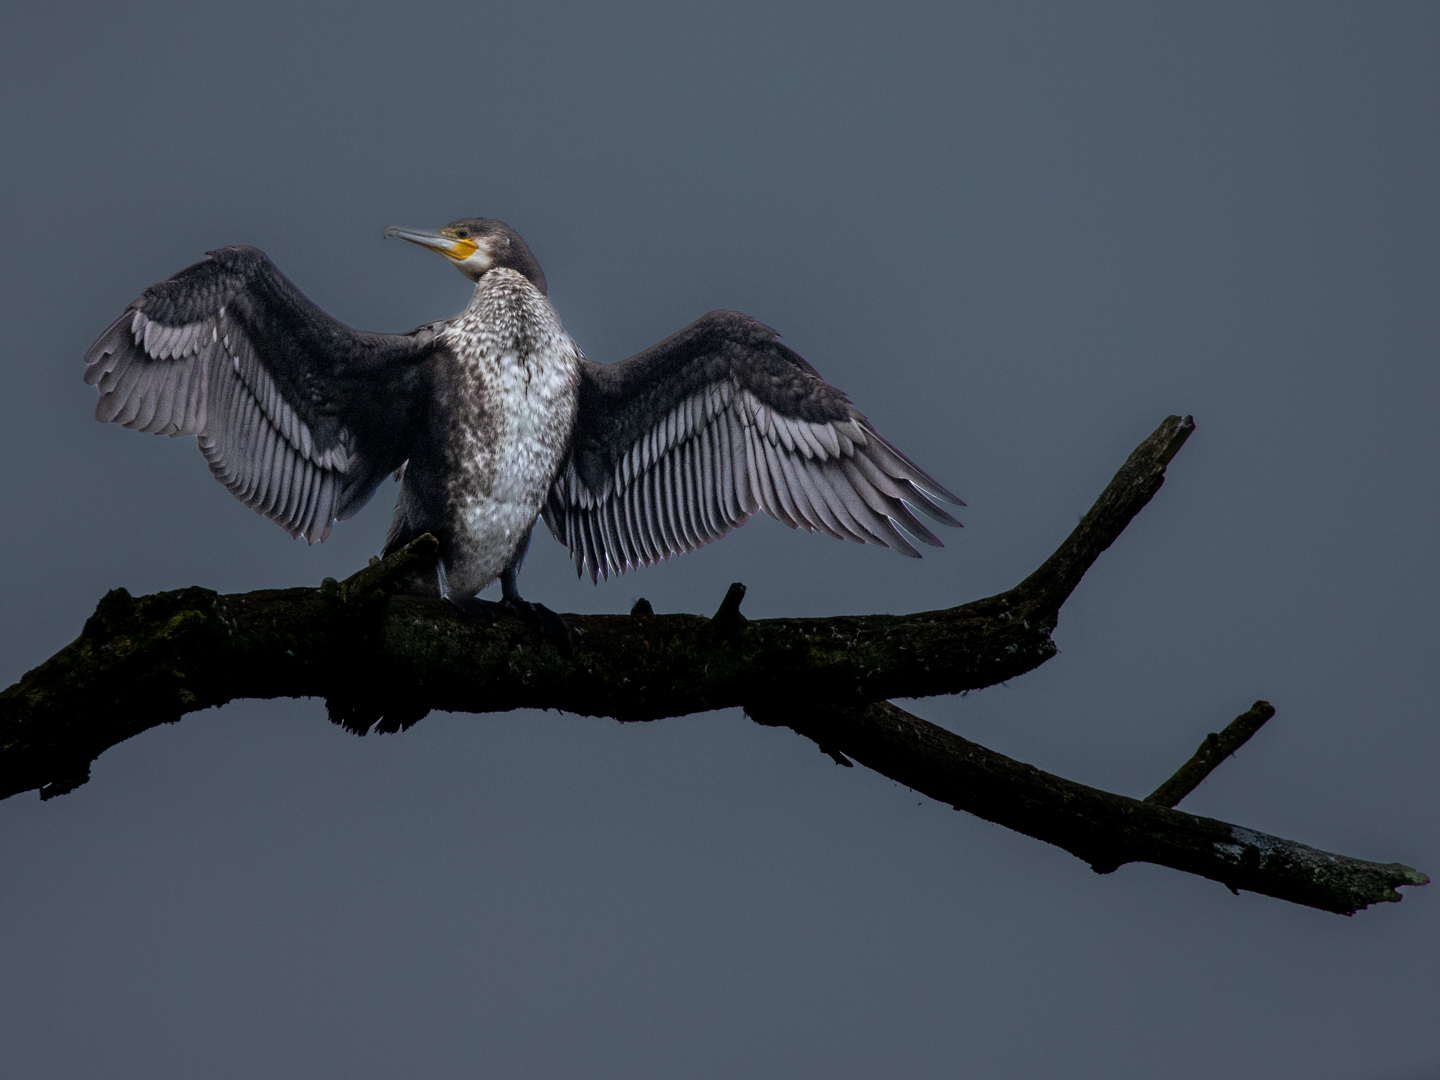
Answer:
[382,218,547,294]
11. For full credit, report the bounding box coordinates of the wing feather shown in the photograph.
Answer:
[758,434,801,530]
[746,423,782,527]
[623,482,648,566]
[775,447,822,533]
[639,466,662,561]
[661,452,684,553]
[85,244,432,543]
[801,460,868,544]
[716,410,738,521]
[700,421,722,540]
[637,477,661,565]
[682,438,704,545]
[545,309,963,579]
[651,462,672,559]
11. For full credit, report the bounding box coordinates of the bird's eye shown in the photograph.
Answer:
[456,230,470,239]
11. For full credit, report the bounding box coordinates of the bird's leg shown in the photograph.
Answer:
[497,536,574,658]
[438,560,503,623]
[439,536,573,657]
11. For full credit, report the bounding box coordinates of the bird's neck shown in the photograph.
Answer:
[466,268,548,315]
[451,268,567,356]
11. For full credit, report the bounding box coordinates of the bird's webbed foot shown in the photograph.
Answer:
[447,594,574,658]
[447,595,506,623]
[508,598,574,658]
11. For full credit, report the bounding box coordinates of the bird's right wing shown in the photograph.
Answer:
[84,245,436,542]
[545,310,963,581]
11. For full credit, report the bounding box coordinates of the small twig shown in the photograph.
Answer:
[1145,701,1276,809]
[711,582,747,623]
[710,582,748,638]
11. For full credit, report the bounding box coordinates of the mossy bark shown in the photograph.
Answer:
[0,416,1425,915]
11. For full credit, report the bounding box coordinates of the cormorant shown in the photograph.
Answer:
[84,219,963,652]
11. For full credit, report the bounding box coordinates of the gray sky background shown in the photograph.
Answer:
[1,3,1436,1077]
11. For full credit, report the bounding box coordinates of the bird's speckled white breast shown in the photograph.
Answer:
[438,269,580,596]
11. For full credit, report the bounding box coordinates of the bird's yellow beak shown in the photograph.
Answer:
[382,225,478,261]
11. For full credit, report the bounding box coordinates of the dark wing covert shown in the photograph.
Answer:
[84,245,436,542]
[543,310,963,581]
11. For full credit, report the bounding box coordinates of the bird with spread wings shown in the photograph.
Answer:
[84,221,962,648]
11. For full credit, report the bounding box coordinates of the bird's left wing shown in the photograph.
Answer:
[543,310,963,581]
[84,245,436,542]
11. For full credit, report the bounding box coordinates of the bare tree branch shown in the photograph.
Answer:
[1146,700,1276,809]
[752,700,1424,916]
[0,414,1426,914]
